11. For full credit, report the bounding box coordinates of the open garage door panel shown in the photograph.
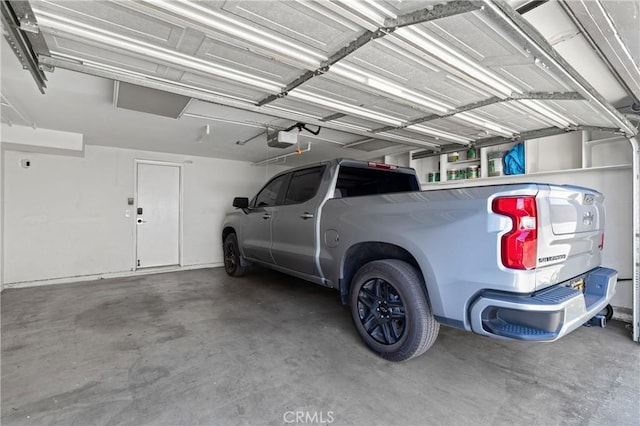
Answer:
[4,0,636,160]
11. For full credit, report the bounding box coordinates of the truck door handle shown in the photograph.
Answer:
[137,218,147,224]
[300,213,314,220]
[262,214,272,220]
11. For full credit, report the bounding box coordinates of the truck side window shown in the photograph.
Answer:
[284,166,325,205]
[253,174,288,207]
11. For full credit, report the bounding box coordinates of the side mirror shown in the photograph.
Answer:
[233,197,249,209]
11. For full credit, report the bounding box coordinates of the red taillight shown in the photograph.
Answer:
[367,161,397,170]
[492,196,538,270]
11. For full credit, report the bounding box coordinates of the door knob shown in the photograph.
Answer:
[137,218,147,224]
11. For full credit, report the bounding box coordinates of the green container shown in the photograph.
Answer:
[427,172,441,183]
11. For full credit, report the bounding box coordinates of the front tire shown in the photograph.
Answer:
[350,259,439,362]
[223,233,247,277]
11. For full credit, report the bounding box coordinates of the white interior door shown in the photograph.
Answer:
[136,162,180,268]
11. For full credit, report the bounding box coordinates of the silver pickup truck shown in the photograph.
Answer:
[222,159,617,361]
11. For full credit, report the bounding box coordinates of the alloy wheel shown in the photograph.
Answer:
[356,278,406,345]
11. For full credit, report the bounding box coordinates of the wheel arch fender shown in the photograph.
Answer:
[222,224,251,266]
[222,225,252,269]
[339,241,441,315]
[222,226,236,243]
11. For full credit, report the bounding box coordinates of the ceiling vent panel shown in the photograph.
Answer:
[114,82,190,119]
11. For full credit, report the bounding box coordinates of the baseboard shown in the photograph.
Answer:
[1,262,223,290]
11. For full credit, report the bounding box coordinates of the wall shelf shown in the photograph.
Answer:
[420,164,632,187]
[390,132,630,188]
[446,158,480,166]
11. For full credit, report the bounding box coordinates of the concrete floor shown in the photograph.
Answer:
[2,268,638,426]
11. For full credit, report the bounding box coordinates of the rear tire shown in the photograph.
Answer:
[350,259,439,362]
[223,233,247,277]
[603,304,614,321]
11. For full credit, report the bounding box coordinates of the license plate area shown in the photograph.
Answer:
[568,277,586,293]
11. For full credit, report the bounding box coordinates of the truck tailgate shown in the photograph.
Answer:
[535,185,605,289]
[548,187,604,235]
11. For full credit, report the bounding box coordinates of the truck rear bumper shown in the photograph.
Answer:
[469,267,618,341]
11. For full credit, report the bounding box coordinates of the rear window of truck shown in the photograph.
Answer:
[335,166,419,198]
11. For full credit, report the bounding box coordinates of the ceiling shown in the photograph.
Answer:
[1,0,638,167]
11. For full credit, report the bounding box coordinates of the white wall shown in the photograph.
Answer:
[591,138,632,167]
[0,142,4,291]
[526,132,583,173]
[2,144,283,286]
